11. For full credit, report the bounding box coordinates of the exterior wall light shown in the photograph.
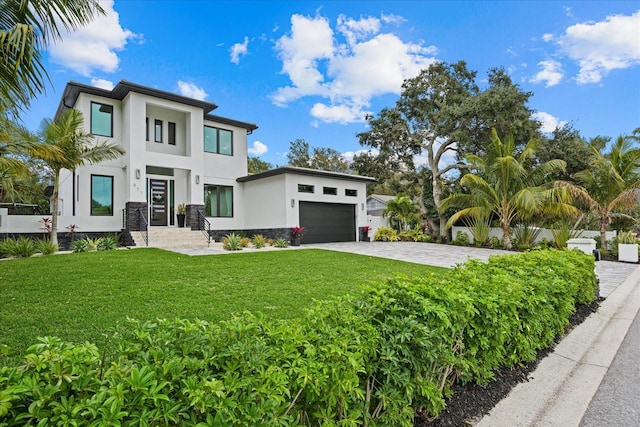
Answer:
[135,169,140,179]
[195,175,200,184]
[291,198,295,208]
[361,203,365,211]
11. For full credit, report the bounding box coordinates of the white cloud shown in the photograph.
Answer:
[230,37,249,64]
[271,13,437,124]
[91,78,114,90]
[248,141,268,156]
[48,0,140,76]
[542,33,554,42]
[176,81,208,100]
[532,111,567,133]
[341,148,379,163]
[557,11,640,84]
[530,60,563,87]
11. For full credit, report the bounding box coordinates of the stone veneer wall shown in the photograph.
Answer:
[124,202,148,231]
[186,204,205,230]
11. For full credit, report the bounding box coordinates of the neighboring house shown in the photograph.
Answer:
[0,80,375,244]
[366,194,395,236]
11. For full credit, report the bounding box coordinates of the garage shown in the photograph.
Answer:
[299,201,356,243]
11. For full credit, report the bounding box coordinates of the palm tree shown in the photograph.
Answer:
[557,133,640,251]
[39,109,125,246]
[1,0,104,112]
[383,194,419,232]
[442,129,577,249]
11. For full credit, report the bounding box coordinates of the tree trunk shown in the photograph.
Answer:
[50,172,60,247]
[432,172,448,240]
[600,216,608,252]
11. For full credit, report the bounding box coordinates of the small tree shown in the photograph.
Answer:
[383,194,420,232]
[443,130,577,249]
[39,109,125,246]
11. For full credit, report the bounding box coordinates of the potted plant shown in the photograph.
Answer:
[177,203,186,228]
[617,231,638,263]
[291,226,305,246]
[361,225,371,242]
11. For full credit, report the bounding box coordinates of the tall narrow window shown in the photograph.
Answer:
[168,122,176,145]
[204,185,233,217]
[145,117,149,141]
[219,129,232,155]
[90,175,113,216]
[154,120,163,143]
[90,102,113,137]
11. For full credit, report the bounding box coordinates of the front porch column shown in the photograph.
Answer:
[124,202,148,231]
[186,204,205,230]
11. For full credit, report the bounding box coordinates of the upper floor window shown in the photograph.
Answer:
[345,189,358,197]
[154,120,163,143]
[91,175,113,216]
[168,122,176,145]
[145,118,149,141]
[204,126,233,155]
[90,102,113,137]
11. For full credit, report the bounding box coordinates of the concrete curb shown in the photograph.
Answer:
[475,264,640,427]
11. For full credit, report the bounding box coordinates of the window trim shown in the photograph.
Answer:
[90,174,114,216]
[90,102,113,137]
[204,184,234,218]
[154,119,163,143]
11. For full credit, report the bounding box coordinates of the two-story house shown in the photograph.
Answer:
[39,80,374,244]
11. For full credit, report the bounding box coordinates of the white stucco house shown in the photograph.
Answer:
[0,80,375,245]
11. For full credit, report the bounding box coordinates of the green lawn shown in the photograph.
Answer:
[0,248,444,366]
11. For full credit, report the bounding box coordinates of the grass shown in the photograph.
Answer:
[0,248,445,366]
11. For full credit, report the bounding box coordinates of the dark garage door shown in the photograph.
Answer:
[299,201,356,243]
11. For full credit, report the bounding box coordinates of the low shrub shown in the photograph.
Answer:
[452,230,471,246]
[0,237,37,258]
[0,250,597,425]
[35,239,58,255]
[97,234,119,251]
[71,238,89,253]
[239,236,251,248]
[222,233,243,251]
[399,226,431,242]
[252,234,266,249]
[273,238,288,248]
[374,226,399,242]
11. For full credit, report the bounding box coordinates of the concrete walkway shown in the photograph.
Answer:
[168,241,640,425]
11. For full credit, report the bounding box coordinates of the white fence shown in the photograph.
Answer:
[451,225,617,245]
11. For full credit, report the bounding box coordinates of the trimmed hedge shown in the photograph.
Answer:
[0,249,597,426]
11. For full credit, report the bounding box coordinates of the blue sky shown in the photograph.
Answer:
[23,0,640,167]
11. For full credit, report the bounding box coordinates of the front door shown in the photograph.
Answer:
[150,179,168,226]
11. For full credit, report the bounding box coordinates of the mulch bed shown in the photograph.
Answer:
[415,299,602,426]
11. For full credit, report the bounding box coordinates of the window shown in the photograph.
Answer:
[145,118,149,141]
[91,175,113,216]
[323,186,337,195]
[204,126,233,155]
[168,122,176,145]
[91,102,113,137]
[345,189,358,197]
[154,120,163,142]
[204,185,233,217]
[298,184,314,193]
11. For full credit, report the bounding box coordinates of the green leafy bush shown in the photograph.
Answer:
[374,226,399,242]
[35,239,58,255]
[0,250,597,425]
[222,233,243,251]
[239,236,251,248]
[97,234,119,251]
[399,226,431,242]
[71,238,89,253]
[273,238,288,248]
[452,230,470,246]
[488,236,502,248]
[251,234,266,248]
[1,237,37,258]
